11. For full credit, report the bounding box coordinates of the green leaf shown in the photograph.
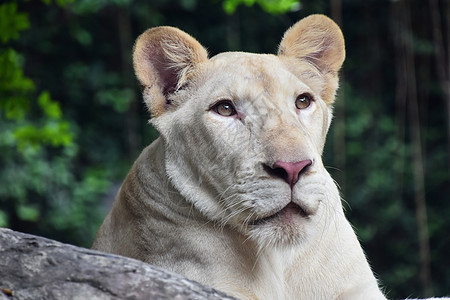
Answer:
[41,121,73,146]
[257,0,300,14]
[223,0,255,14]
[38,91,62,119]
[17,204,40,222]
[0,210,9,227]
[0,49,35,93]
[222,0,299,15]
[0,2,30,44]
[13,121,73,151]
[13,125,42,150]
[1,96,30,120]
[95,88,134,113]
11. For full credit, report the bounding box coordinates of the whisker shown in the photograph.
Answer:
[324,165,344,173]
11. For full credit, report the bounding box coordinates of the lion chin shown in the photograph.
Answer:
[247,202,318,248]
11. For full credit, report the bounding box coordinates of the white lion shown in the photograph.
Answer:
[93,14,391,299]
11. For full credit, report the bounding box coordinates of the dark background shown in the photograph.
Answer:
[1,0,449,298]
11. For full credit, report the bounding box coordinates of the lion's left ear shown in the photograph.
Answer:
[278,14,345,105]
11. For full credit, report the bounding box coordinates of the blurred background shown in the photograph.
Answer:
[0,0,449,298]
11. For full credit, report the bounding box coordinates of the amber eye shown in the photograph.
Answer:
[212,101,237,117]
[295,94,312,110]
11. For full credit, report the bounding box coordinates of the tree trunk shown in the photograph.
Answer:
[392,1,432,296]
[330,0,346,195]
[429,0,450,175]
[118,7,139,159]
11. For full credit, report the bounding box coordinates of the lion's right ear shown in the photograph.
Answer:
[133,27,208,117]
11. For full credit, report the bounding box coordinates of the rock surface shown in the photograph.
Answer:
[0,228,236,300]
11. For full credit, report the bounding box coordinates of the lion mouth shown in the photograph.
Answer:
[251,202,309,226]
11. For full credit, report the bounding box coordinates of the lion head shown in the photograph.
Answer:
[133,15,345,250]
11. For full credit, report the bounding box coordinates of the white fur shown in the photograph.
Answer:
[93,15,389,299]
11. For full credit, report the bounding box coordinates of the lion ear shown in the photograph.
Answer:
[133,26,208,117]
[278,15,345,104]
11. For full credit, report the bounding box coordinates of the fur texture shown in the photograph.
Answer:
[93,15,386,299]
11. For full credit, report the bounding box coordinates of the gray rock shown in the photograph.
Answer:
[0,228,236,300]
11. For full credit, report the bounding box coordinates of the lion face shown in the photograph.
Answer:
[157,53,338,248]
[133,15,345,249]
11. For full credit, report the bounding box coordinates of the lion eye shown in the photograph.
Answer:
[212,101,237,117]
[295,93,312,110]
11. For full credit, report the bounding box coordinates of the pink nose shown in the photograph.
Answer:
[267,160,312,188]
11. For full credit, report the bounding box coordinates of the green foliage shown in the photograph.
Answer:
[38,91,62,119]
[0,0,106,247]
[223,0,300,14]
[95,88,134,113]
[0,49,34,120]
[0,210,9,227]
[11,91,73,150]
[17,204,40,222]
[0,139,110,245]
[0,3,29,43]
